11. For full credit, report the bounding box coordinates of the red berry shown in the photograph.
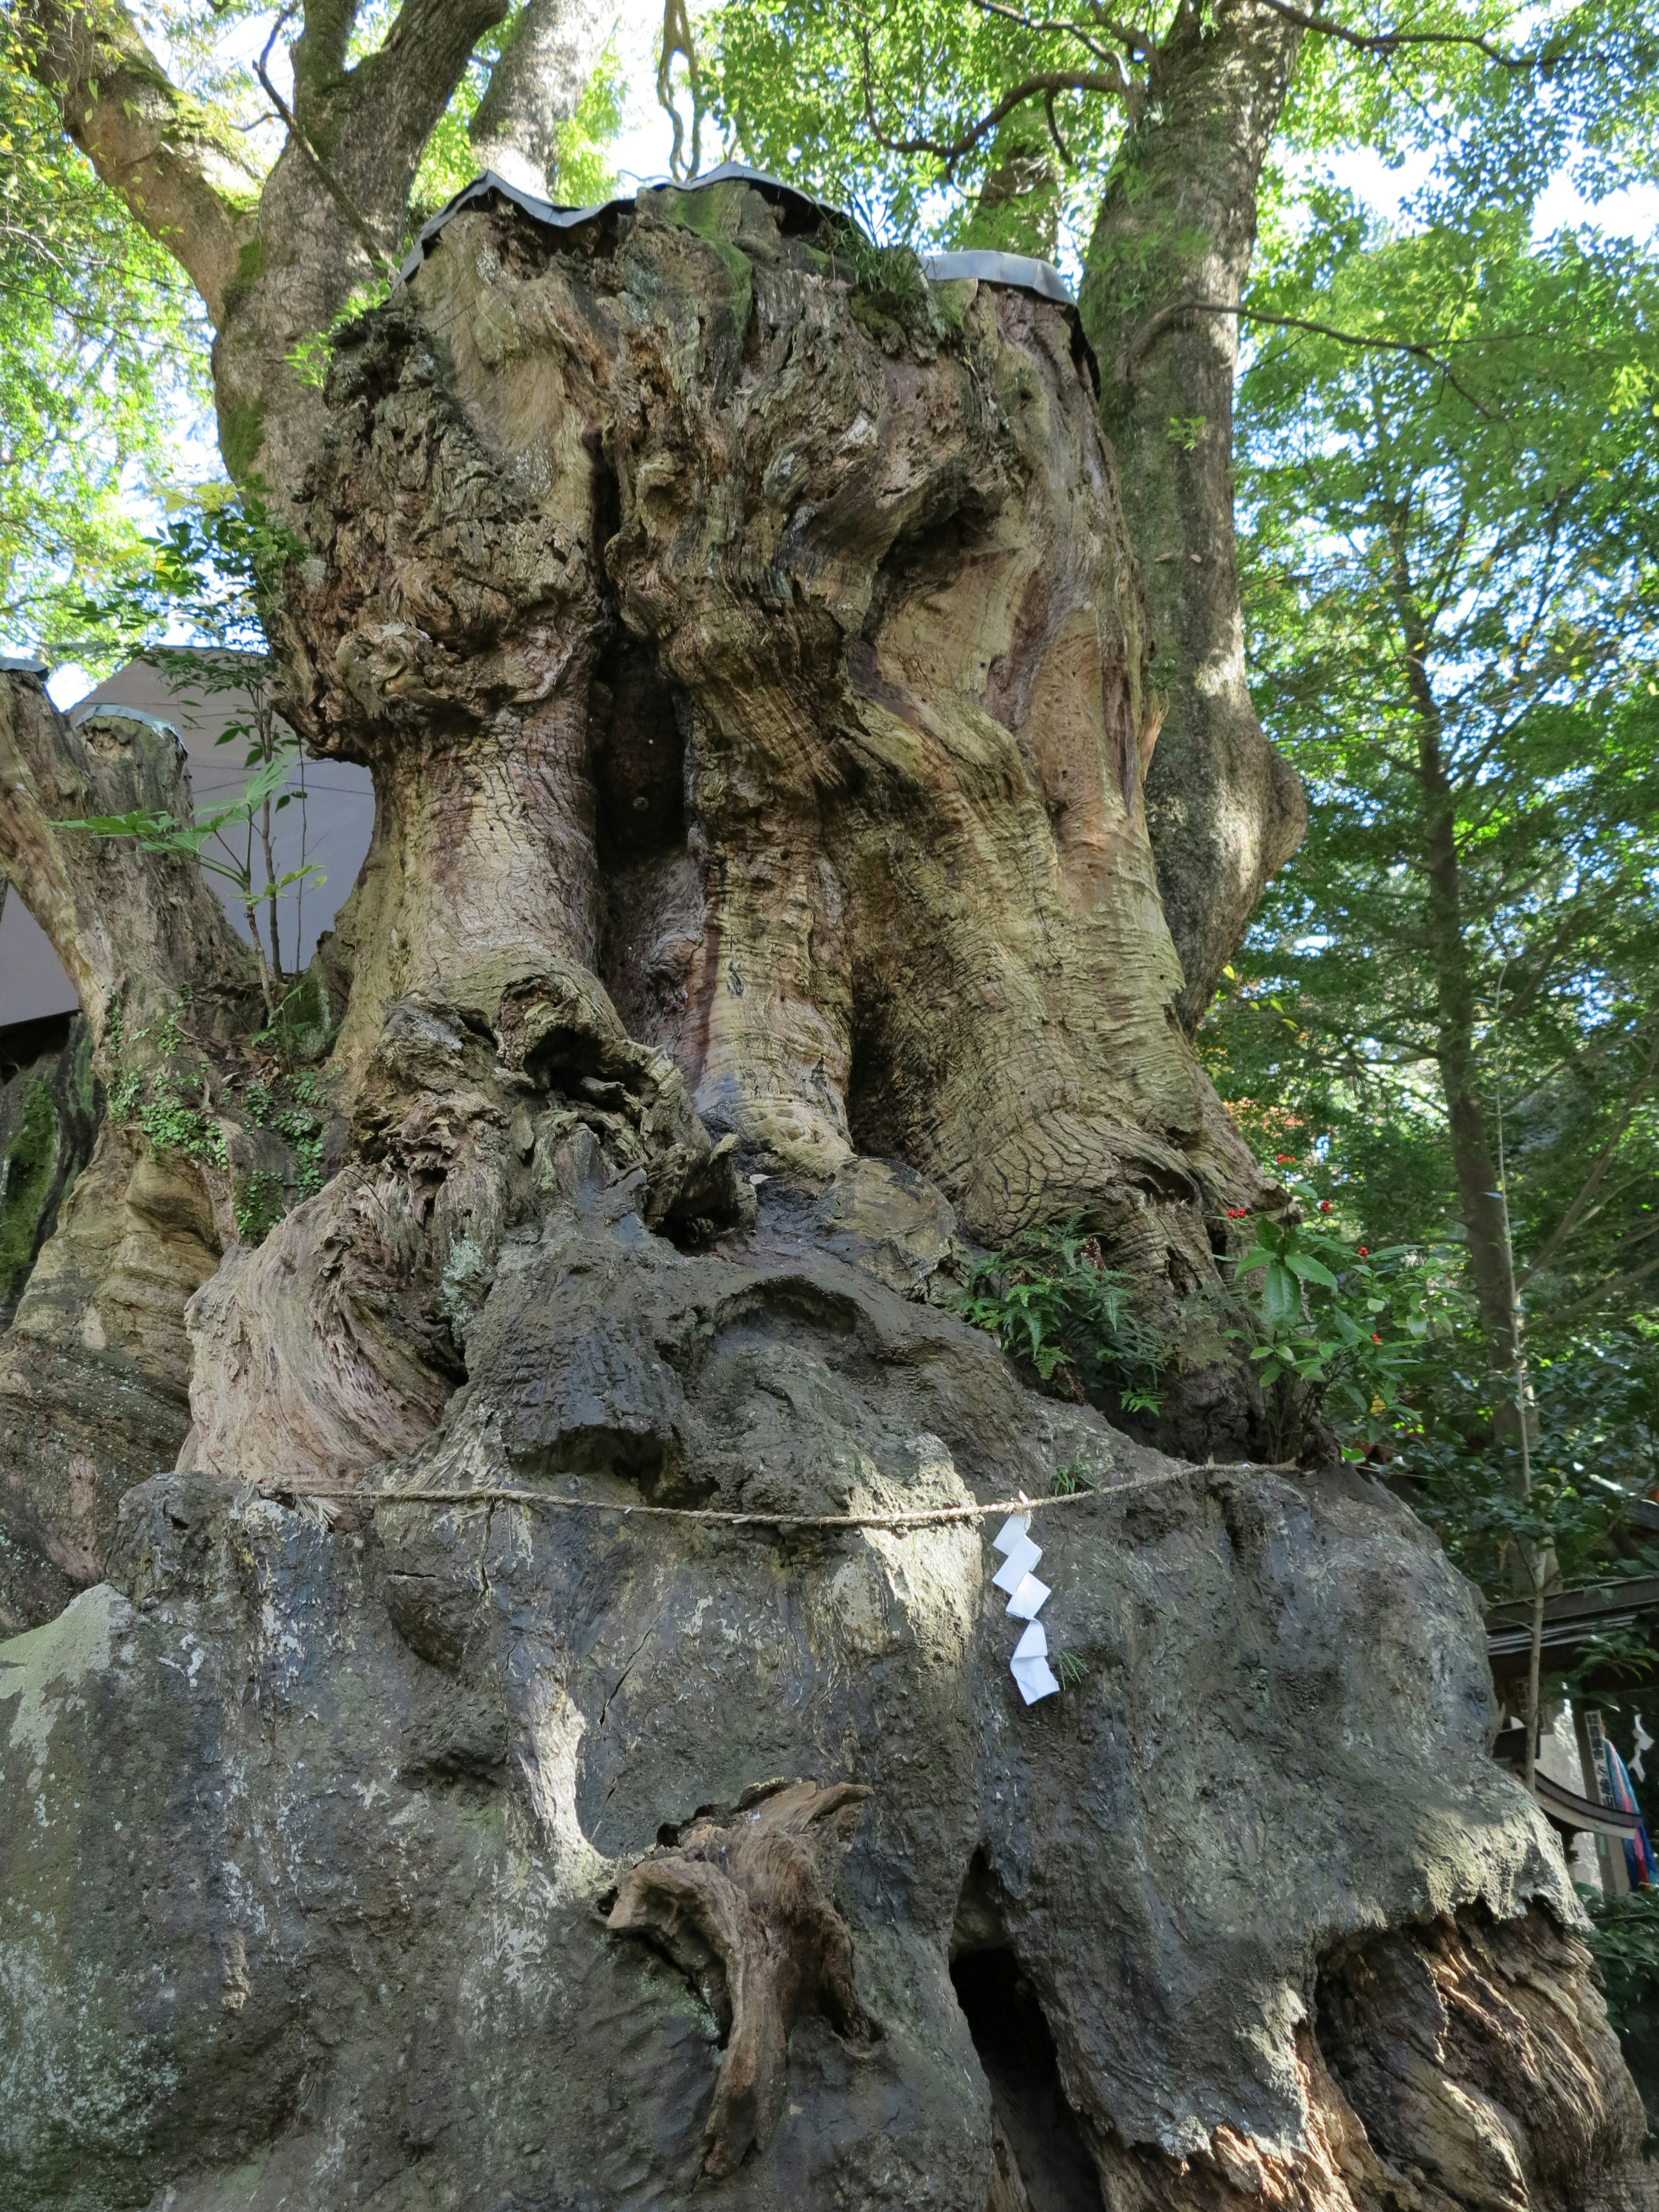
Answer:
[1357,1246,1368,1257]
[1318,1200,1332,1213]
[1371,1333,1382,1344]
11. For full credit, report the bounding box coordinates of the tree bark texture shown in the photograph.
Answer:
[0,176,1649,2212]
[1081,0,1309,1028]
[281,188,1259,1238]
[468,0,618,194]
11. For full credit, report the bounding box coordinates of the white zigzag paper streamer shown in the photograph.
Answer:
[991,1509,1059,1703]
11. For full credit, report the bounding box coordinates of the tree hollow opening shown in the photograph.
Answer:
[951,1866,1104,2212]
[589,633,698,1052]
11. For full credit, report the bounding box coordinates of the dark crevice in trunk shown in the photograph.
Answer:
[842,987,915,1167]
[0,1010,101,1329]
[952,1859,1103,2212]
[952,1948,1104,2212]
[589,632,699,1055]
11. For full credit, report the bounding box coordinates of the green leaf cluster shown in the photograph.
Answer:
[959,1218,1168,1413]
[1208,175,1659,1528]
[57,495,324,1006]
[0,27,211,657]
[1580,1882,1659,2038]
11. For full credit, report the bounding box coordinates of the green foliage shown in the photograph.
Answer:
[232,1168,286,1249]
[406,22,625,213]
[1580,1883,1659,2039]
[57,495,323,1005]
[0,1081,59,1304]
[242,1072,328,1199]
[1205,179,1659,1569]
[960,1220,1167,1411]
[117,1074,226,1169]
[0,25,210,656]
[288,282,393,389]
[104,1003,226,1167]
[1208,1157,1462,1457]
[552,41,626,207]
[1213,207,1659,1348]
[708,0,1145,257]
[1407,1326,1659,1605]
[707,0,1659,274]
[1219,1160,1659,1605]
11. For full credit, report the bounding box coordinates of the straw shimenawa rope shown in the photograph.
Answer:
[248,1460,1300,1533]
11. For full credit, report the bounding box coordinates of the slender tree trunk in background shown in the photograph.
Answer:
[1080,0,1308,1030]
[1394,565,1522,1375]
[467,0,617,192]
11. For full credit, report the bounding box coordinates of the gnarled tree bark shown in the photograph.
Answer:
[1,16,1649,2212]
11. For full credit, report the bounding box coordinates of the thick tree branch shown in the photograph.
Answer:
[859,25,1136,170]
[291,0,359,122]
[1080,0,1306,1027]
[1255,0,1541,68]
[346,0,509,187]
[254,11,397,276]
[18,0,256,323]
[470,0,616,197]
[1128,297,1503,419]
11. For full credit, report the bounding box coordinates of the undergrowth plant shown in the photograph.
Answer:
[104,1004,226,1169]
[959,1219,1169,1413]
[1580,1885,1659,2040]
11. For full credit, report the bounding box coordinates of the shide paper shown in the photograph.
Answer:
[991,1535,1042,1592]
[990,1509,1059,1703]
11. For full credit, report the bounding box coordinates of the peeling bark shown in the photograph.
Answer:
[608,1779,874,2176]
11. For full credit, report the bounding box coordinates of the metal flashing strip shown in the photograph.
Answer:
[922,250,1074,306]
[397,170,622,283]
[397,161,846,286]
[397,170,1079,315]
[69,702,184,744]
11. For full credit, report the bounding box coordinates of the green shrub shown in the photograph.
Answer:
[1580,1883,1659,2039]
[959,1218,1168,1412]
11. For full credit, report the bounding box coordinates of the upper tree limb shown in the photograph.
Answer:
[17,0,256,323]
[1079,0,1308,1028]
[470,0,617,195]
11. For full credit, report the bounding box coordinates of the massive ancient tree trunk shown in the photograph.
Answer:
[0,29,1650,2212]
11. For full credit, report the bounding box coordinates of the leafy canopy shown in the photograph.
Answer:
[0,28,210,657]
[1211,203,1659,1342]
[0,3,627,661]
